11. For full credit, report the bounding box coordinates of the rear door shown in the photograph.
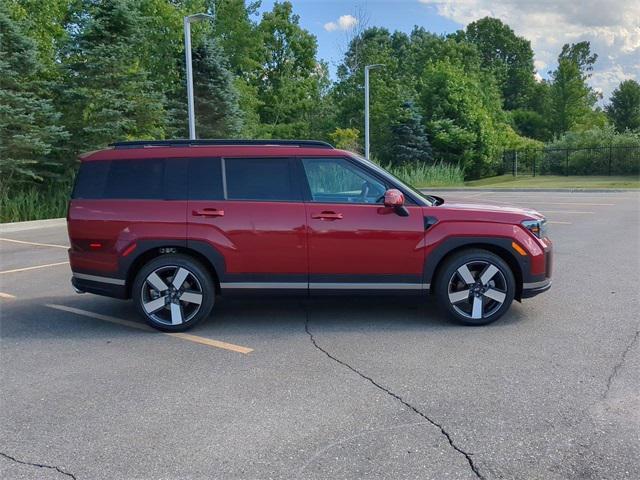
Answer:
[300,157,426,291]
[187,157,308,291]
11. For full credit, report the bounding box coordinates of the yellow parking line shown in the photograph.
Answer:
[0,292,16,300]
[45,304,253,354]
[47,304,156,331]
[168,332,254,354]
[0,237,68,249]
[0,261,69,275]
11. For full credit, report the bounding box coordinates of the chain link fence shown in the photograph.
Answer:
[502,146,640,176]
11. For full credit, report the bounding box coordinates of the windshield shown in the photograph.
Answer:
[352,155,437,206]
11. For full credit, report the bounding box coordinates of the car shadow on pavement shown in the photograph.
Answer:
[1,293,529,342]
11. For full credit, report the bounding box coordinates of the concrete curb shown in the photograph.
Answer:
[0,217,66,233]
[421,188,638,193]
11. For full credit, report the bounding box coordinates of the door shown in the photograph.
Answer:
[187,157,308,290]
[301,157,426,291]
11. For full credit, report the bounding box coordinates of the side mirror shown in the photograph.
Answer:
[383,189,404,207]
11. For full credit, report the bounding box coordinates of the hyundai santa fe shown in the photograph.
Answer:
[67,139,552,331]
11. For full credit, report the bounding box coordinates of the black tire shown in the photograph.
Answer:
[435,249,515,326]
[132,254,215,332]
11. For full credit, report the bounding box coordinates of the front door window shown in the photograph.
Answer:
[301,158,386,204]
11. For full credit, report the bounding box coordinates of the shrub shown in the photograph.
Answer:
[385,161,464,187]
[0,177,73,222]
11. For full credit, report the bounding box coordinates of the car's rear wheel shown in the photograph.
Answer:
[436,249,515,326]
[133,254,214,332]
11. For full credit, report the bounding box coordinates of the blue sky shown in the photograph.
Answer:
[255,1,640,102]
[257,1,462,74]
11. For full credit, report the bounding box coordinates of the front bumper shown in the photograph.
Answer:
[521,278,552,298]
[521,240,552,298]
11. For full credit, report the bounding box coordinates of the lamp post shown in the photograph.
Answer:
[184,13,215,140]
[364,64,384,160]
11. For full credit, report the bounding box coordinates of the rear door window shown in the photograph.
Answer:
[224,158,299,201]
[188,158,224,200]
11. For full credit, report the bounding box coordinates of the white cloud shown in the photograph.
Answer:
[418,0,640,102]
[324,14,358,32]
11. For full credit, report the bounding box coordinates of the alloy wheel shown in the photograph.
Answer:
[447,260,508,320]
[141,265,203,326]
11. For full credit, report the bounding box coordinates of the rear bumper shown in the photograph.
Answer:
[71,274,127,299]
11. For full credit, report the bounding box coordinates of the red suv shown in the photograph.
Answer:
[68,140,552,331]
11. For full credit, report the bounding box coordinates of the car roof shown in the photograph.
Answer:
[80,140,351,161]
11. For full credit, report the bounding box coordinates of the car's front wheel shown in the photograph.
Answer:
[436,249,515,326]
[133,254,214,332]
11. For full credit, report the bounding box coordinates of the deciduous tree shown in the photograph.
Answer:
[606,79,640,132]
[462,17,536,110]
[548,42,599,136]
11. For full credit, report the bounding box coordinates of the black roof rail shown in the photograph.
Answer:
[109,139,334,149]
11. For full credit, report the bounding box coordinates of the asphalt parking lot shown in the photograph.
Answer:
[1,190,639,480]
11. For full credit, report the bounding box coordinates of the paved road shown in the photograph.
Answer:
[1,190,638,480]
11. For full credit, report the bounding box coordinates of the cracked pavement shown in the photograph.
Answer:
[0,452,76,479]
[304,313,483,478]
[1,190,639,479]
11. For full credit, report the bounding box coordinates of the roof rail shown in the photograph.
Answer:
[109,139,334,149]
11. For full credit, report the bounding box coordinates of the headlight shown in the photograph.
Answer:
[522,219,548,239]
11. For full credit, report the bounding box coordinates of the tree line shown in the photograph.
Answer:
[2,0,639,189]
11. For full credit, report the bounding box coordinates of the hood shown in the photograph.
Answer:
[431,200,545,224]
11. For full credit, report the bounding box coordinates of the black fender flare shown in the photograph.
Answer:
[120,239,226,294]
[423,236,529,296]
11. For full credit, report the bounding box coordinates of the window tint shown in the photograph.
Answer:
[105,159,164,199]
[72,161,109,199]
[225,158,298,201]
[188,158,224,200]
[301,158,386,204]
[72,159,187,200]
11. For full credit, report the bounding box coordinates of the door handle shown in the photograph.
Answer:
[311,211,343,220]
[192,208,225,217]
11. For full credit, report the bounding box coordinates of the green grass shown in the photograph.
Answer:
[387,161,465,188]
[1,181,73,223]
[465,175,640,189]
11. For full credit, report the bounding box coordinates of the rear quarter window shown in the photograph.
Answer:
[72,159,187,200]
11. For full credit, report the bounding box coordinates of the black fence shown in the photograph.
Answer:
[502,146,640,176]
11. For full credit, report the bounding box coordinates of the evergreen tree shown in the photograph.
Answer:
[60,0,166,151]
[390,101,432,165]
[606,79,640,133]
[193,39,242,138]
[0,5,68,186]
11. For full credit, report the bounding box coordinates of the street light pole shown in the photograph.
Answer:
[184,13,215,140]
[364,64,384,160]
